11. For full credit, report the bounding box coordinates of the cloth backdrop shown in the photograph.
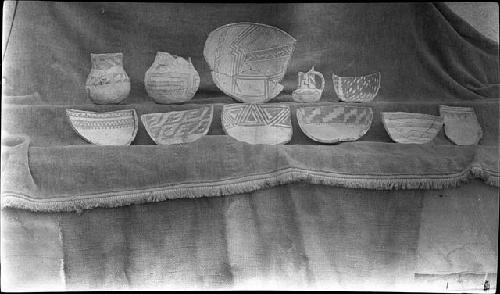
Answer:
[1,1,499,292]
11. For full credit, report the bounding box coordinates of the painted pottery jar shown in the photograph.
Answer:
[297,104,373,143]
[332,72,381,102]
[439,105,482,145]
[292,67,325,103]
[85,53,130,104]
[141,106,213,145]
[204,23,296,103]
[144,52,200,104]
[66,109,138,145]
[222,103,292,145]
[382,112,443,144]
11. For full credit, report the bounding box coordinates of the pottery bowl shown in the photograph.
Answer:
[382,112,443,144]
[222,104,292,145]
[204,23,296,103]
[297,105,373,143]
[141,106,213,145]
[332,72,380,102]
[439,105,482,145]
[66,109,138,145]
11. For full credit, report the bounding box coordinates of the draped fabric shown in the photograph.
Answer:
[1,2,499,291]
[2,2,498,103]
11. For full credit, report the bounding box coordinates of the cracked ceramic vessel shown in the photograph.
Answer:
[439,105,482,145]
[297,104,373,143]
[144,52,200,104]
[332,72,380,102]
[222,104,292,145]
[292,67,325,103]
[382,112,443,144]
[141,106,213,145]
[204,23,296,103]
[66,109,138,145]
[86,53,130,104]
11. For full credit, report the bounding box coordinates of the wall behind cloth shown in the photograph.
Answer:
[2,2,499,104]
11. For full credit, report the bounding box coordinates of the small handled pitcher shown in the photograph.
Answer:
[292,66,325,103]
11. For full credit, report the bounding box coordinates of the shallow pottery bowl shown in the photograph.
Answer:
[222,104,292,145]
[332,72,381,102]
[439,105,482,145]
[204,22,296,103]
[66,109,138,145]
[141,106,213,145]
[382,112,443,144]
[297,105,373,143]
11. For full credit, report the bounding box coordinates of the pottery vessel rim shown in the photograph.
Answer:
[297,105,373,123]
[439,105,476,113]
[66,108,138,146]
[207,22,297,42]
[153,52,193,63]
[382,112,443,121]
[332,71,380,79]
[91,52,123,58]
[221,103,291,127]
[141,105,213,120]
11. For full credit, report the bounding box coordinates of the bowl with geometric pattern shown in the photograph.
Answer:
[297,104,373,143]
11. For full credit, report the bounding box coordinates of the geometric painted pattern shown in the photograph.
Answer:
[141,106,213,145]
[66,109,138,145]
[204,23,296,102]
[222,104,291,129]
[333,72,380,102]
[296,105,373,143]
[297,105,373,126]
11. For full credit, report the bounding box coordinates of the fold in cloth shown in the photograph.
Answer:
[1,134,498,212]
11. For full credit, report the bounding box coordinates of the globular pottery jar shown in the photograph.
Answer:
[292,67,325,103]
[86,53,130,104]
[144,52,200,104]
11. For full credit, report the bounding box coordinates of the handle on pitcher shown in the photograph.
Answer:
[311,69,325,92]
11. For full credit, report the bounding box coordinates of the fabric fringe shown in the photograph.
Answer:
[2,165,497,213]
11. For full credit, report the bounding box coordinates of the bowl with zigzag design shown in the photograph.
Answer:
[297,104,373,143]
[222,103,292,145]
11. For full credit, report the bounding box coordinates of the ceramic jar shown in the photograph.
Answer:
[144,52,200,104]
[85,53,130,104]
